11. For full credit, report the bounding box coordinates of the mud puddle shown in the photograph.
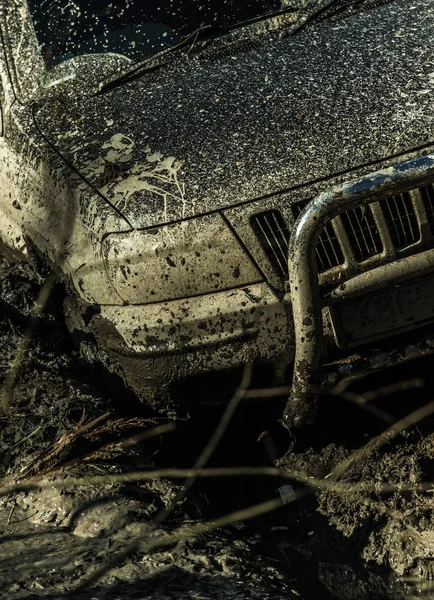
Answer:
[2,255,434,599]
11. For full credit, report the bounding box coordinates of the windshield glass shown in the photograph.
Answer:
[28,0,294,70]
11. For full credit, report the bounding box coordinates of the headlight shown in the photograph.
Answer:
[102,213,262,304]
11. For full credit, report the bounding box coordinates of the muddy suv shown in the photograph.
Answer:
[1,0,434,425]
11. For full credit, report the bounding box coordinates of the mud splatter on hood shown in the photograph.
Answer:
[35,0,434,230]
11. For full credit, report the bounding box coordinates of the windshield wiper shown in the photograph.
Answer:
[96,1,359,96]
[95,5,303,96]
[95,24,225,96]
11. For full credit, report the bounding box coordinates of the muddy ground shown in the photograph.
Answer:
[2,255,434,599]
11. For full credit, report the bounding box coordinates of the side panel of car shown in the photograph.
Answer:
[0,35,74,266]
[0,4,132,305]
[2,0,43,104]
[3,98,129,306]
[0,27,28,258]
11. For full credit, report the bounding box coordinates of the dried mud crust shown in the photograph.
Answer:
[0,503,298,600]
[278,430,434,599]
[0,460,299,600]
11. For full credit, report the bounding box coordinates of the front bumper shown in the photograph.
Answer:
[67,154,434,420]
[65,282,293,410]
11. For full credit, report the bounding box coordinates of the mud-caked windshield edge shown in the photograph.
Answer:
[28,1,310,71]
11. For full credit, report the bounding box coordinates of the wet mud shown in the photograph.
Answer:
[2,255,434,599]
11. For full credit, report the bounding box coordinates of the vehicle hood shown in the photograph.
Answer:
[35,0,434,230]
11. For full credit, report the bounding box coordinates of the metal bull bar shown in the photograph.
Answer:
[284,154,434,428]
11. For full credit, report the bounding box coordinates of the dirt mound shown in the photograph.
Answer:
[277,429,434,598]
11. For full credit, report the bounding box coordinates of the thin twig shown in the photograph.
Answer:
[0,271,57,415]
[0,466,279,497]
[118,422,176,449]
[359,379,425,402]
[2,425,42,454]
[1,464,433,499]
[243,386,290,399]
[334,389,395,424]
[332,400,434,479]
[7,504,15,525]
[322,378,425,424]
[244,377,424,402]
[152,362,253,526]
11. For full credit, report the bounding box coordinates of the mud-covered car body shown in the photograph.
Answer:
[1,0,434,424]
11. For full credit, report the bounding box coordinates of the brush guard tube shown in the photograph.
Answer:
[284,154,434,428]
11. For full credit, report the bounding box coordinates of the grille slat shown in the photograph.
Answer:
[316,226,344,272]
[353,209,372,255]
[380,193,419,249]
[365,209,383,254]
[262,213,288,275]
[251,183,431,282]
[344,209,365,258]
[322,224,340,266]
[315,236,327,272]
[394,196,408,245]
[270,211,290,269]
[251,210,290,279]
[402,196,418,242]
[420,184,434,234]
[340,206,383,261]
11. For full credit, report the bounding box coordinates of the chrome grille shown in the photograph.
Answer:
[251,180,434,283]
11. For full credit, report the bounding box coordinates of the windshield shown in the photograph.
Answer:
[28,0,295,70]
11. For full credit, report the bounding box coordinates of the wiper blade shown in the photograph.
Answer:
[96,24,218,95]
